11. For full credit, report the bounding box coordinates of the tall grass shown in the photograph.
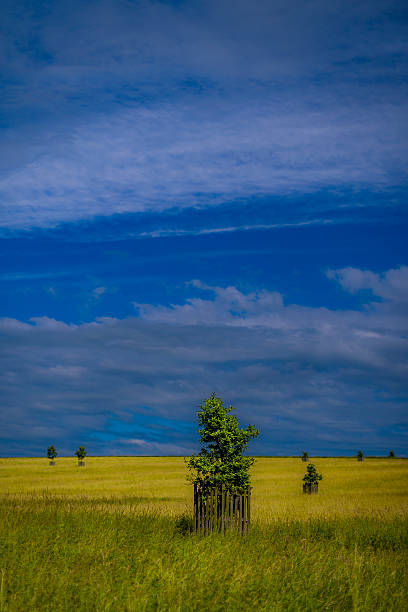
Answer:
[1,457,407,611]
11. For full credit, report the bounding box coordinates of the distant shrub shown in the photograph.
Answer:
[302,463,322,486]
[357,450,364,459]
[47,445,57,460]
[389,450,395,458]
[302,451,308,461]
[75,446,87,461]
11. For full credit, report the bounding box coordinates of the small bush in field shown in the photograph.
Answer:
[389,450,395,458]
[75,446,87,461]
[302,463,322,486]
[47,445,57,461]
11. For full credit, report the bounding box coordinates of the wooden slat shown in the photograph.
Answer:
[200,486,202,532]
[221,486,225,535]
[193,483,195,528]
[214,489,216,531]
[209,489,213,533]
[246,489,249,532]
[207,490,210,534]
[225,490,228,533]
[247,486,251,531]
[246,491,248,532]
[202,492,205,534]
[244,490,247,533]
[214,488,218,532]
[205,492,209,535]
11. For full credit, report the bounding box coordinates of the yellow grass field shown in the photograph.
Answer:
[1,456,407,520]
[1,457,408,611]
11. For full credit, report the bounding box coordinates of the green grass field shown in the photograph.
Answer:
[1,457,407,611]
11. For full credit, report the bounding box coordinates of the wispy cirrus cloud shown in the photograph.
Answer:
[1,100,407,230]
[0,0,407,230]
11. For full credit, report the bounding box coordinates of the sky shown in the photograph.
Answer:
[1,0,407,457]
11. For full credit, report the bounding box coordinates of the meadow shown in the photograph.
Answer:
[1,457,407,611]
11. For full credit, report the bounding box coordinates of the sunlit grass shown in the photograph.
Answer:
[1,457,407,610]
[1,456,407,518]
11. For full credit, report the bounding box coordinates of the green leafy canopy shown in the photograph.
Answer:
[187,393,259,494]
[302,463,323,485]
[47,445,57,460]
[75,446,87,460]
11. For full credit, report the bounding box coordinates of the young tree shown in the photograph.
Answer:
[47,445,57,463]
[302,463,322,486]
[389,450,395,458]
[187,393,259,494]
[357,449,364,461]
[75,446,87,463]
[302,451,309,462]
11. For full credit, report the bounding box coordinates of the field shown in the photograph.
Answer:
[1,457,407,611]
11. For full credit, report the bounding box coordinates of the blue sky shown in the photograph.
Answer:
[1,0,407,456]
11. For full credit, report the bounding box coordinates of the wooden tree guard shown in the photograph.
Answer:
[194,484,251,534]
[303,483,318,494]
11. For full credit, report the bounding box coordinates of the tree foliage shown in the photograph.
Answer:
[187,393,259,494]
[302,463,322,486]
[75,446,87,460]
[389,450,395,458]
[302,451,308,459]
[47,445,57,460]
[357,449,364,458]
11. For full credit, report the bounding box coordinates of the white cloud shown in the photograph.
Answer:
[93,286,107,299]
[135,268,408,340]
[327,266,408,303]
[1,266,407,455]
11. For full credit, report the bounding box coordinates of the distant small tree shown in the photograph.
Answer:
[187,393,259,494]
[357,449,364,461]
[389,450,395,458]
[302,451,309,462]
[75,446,87,463]
[302,463,322,486]
[47,445,57,464]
